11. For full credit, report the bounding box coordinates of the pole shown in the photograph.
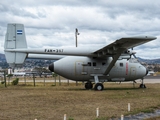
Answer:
[44,74,45,86]
[33,73,35,87]
[59,75,61,86]
[24,75,26,85]
[75,28,78,47]
[4,71,7,87]
[96,107,99,118]
[75,28,80,47]
[64,114,66,120]
[128,103,130,112]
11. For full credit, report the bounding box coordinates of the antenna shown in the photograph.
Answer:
[75,28,80,47]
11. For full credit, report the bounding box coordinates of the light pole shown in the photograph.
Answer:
[75,28,80,47]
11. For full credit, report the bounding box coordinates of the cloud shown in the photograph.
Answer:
[0,0,160,59]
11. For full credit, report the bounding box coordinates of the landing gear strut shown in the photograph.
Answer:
[139,78,146,88]
[94,75,104,91]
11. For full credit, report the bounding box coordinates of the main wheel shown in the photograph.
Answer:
[85,82,93,89]
[94,83,104,91]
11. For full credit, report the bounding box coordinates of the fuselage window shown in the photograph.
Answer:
[93,62,96,66]
[102,62,106,66]
[88,62,91,66]
[120,63,123,67]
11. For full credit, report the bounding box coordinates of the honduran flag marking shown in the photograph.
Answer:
[17,30,23,35]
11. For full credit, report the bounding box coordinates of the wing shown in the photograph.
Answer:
[94,36,156,56]
[93,36,157,75]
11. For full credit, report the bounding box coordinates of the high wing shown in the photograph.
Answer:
[93,36,157,75]
[93,36,156,56]
[4,24,157,69]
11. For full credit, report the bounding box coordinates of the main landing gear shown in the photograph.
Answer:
[85,82,104,91]
[85,81,93,89]
[94,83,104,91]
[85,75,104,91]
[139,78,146,88]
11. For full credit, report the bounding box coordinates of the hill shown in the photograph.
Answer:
[0,53,160,69]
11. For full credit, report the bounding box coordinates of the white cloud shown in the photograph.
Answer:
[0,0,160,59]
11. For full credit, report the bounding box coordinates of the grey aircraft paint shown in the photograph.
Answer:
[4,23,156,90]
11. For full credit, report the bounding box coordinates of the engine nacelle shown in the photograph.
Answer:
[125,49,136,55]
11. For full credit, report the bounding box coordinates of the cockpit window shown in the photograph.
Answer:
[120,63,123,67]
[129,58,139,63]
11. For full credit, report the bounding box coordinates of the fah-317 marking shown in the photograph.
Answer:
[44,49,63,53]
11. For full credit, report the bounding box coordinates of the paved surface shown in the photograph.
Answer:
[109,109,160,120]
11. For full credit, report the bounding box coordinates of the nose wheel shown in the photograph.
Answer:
[139,78,146,88]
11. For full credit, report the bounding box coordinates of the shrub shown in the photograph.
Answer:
[12,78,19,85]
[1,81,5,84]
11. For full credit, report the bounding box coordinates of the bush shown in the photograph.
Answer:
[1,81,5,84]
[12,78,19,85]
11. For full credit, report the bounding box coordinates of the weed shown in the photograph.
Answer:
[11,78,19,85]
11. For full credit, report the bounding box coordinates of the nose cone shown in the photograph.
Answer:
[141,65,148,77]
[49,64,54,72]
[145,68,149,76]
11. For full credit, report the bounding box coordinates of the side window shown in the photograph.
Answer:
[88,62,91,66]
[102,62,106,66]
[93,62,96,66]
[120,63,123,67]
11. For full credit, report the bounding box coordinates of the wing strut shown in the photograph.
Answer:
[103,48,125,75]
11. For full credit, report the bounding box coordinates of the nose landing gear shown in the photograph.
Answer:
[139,78,146,88]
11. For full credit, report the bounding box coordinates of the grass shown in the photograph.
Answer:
[1,78,160,120]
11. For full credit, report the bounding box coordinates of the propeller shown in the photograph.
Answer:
[126,48,137,59]
[130,47,142,63]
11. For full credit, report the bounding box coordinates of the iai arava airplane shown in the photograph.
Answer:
[4,23,157,90]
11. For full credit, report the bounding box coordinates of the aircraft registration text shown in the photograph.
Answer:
[44,49,63,53]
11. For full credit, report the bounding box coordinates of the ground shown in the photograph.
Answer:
[0,78,160,120]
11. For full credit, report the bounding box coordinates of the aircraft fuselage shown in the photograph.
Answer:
[49,56,147,82]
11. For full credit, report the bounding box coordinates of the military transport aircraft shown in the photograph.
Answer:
[4,23,157,90]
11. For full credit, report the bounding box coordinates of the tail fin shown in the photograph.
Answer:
[4,23,27,67]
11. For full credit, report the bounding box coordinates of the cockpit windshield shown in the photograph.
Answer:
[129,58,139,63]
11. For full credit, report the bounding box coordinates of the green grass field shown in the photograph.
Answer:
[0,80,160,120]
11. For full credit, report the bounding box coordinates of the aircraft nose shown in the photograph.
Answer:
[49,63,54,72]
[145,67,148,76]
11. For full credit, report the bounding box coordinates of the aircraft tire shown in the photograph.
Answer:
[85,82,93,89]
[139,84,146,88]
[94,83,104,91]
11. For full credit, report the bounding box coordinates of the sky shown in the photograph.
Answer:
[0,0,160,59]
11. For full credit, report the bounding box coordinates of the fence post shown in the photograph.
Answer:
[43,75,45,86]
[59,75,61,86]
[4,71,7,87]
[121,115,124,120]
[96,107,99,117]
[128,103,130,112]
[64,114,66,120]
[33,73,36,87]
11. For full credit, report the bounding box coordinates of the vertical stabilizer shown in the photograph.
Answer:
[4,23,27,67]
